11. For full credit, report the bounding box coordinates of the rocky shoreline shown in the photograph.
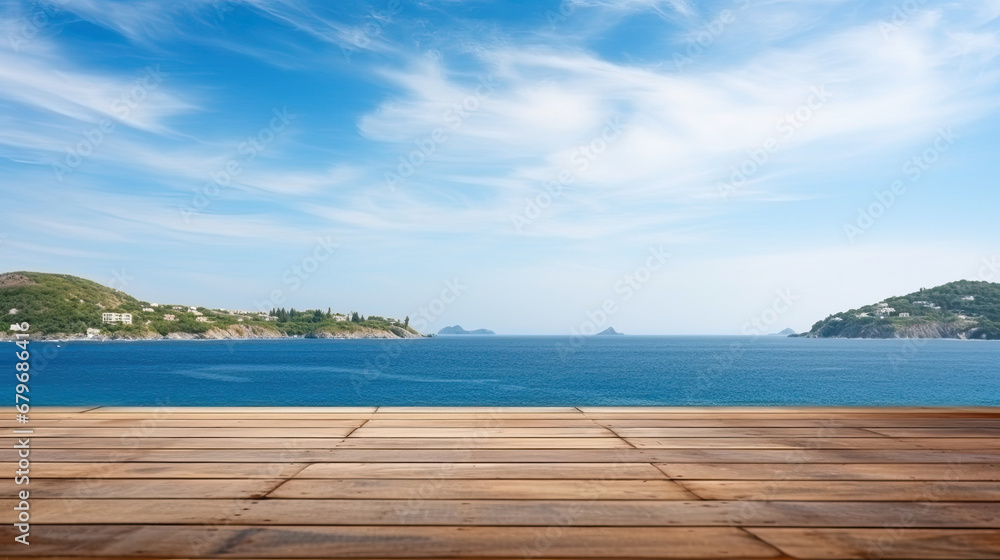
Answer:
[1,324,426,342]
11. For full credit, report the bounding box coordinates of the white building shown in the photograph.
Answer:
[142,307,154,312]
[163,314,176,321]
[898,312,910,318]
[873,303,895,317]
[961,296,975,301]
[102,312,132,325]
[195,316,213,323]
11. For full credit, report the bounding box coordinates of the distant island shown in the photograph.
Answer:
[438,325,495,335]
[800,280,1000,339]
[770,328,796,336]
[596,327,623,335]
[0,272,423,341]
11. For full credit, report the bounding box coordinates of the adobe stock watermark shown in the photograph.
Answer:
[718,85,831,200]
[384,74,495,191]
[348,278,465,392]
[879,0,926,40]
[687,287,798,403]
[51,65,167,182]
[741,288,799,335]
[7,0,70,53]
[556,246,670,359]
[107,268,135,292]
[544,0,578,28]
[180,107,295,222]
[673,0,750,72]
[253,235,339,312]
[511,116,625,233]
[843,127,957,243]
[341,0,404,62]
[975,254,1000,282]
[408,278,467,333]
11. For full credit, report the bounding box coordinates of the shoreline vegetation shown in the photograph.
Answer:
[0,272,423,341]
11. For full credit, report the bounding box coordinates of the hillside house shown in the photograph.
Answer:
[101,312,132,325]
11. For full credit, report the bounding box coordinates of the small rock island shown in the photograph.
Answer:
[437,325,496,335]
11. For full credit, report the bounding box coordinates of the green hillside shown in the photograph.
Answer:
[0,272,139,334]
[805,280,1000,339]
[0,272,422,340]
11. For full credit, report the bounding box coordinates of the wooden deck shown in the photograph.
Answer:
[2,406,999,559]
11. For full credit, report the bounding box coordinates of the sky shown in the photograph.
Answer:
[1,0,999,335]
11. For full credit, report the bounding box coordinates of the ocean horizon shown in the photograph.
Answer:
[16,336,1000,407]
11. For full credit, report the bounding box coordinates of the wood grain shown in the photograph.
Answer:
[10,406,999,560]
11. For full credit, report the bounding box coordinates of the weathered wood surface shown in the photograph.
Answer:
[1,406,998,559]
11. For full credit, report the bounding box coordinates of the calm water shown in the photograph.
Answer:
[11,336,1000,406]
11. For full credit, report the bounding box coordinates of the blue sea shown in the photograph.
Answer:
[11,336,1000,406]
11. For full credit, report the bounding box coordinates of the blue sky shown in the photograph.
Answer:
[1,0,999,334]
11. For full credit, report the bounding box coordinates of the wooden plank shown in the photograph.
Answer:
[610,427,878,438]
[0,427,356,438]
[296,462,667,479]
[868,427,1000,438]
[357,413,594,420]
[581,407,1000,414]
[13,416,999,427]
[748,528,1000,559]
[332,438,631,449]
[23,478,284,498]
[586,412,1000,419]
[0,418,368,428]
[11,499,1000,529]
[27,437,632,449]
[681,480,1000,501]
[0,525,785,558]
[598,418,1000,428]
[18,413,377,421]
[24,462,308,479]
[268,478,695,500]
[24,437,351,449]
[363,419,605,428]
[15,447,1000,463]
[91,406,379,413]
[656,463,1000,481]
[375,407,581,413]
[349,427,617,438]
[629,438,1000,450]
